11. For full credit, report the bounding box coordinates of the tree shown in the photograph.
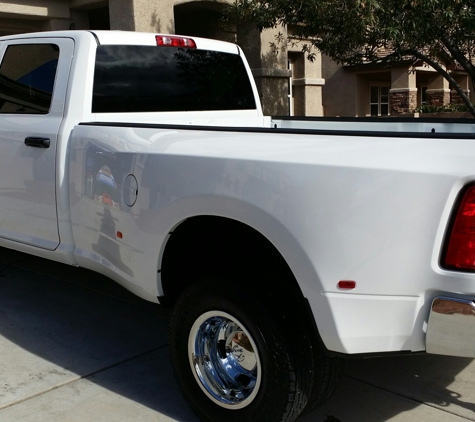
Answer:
[228,0,475,116]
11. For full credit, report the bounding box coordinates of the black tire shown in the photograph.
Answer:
[168,278,311,422]
[300,352,343,415]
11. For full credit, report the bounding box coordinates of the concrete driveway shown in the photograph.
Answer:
[0,247,474,421]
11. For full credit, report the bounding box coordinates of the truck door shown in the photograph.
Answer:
[0,38,73,250]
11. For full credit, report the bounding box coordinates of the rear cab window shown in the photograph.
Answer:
[92,45,256,113]
[0,44,59,114]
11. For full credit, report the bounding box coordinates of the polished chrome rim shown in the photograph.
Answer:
[188,310,261,409]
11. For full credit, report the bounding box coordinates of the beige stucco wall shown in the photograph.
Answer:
[109,0,174,32]
[322,55,358,116]
[237,24,291,115]
[391,66,416,89]
[0,0,104,34]
[0,0,70,19]
[287,42,324,116]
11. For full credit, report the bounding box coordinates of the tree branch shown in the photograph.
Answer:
[440,33,475,83]
[406,49,475,117]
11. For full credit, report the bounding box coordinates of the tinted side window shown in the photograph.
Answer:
[93,45,256,112]
[0,44,59,114]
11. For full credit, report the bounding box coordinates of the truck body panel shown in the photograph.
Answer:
[69,122,475,354]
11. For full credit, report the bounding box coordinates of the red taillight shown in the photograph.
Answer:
[155,36,196,48]
[443,185,475,271]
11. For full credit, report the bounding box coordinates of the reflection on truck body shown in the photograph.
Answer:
[93,165,120,209]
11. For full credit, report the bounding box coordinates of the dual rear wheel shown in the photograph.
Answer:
[169,278,342,422]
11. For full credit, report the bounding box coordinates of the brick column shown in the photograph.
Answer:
[426,89,450,106]
[390,66,417,114]
[426,74,450,107]
[450,90,469,105]
[389,88,417,114]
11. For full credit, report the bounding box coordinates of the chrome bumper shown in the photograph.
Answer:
[426,296,475,358]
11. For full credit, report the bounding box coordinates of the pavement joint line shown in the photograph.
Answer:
[0,344,168,412]
[346,375,475,421]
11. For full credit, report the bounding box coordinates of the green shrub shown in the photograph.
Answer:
[413,103,470,113]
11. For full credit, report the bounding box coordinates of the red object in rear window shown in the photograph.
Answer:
[156,36,196,48]
[443,185,475,271]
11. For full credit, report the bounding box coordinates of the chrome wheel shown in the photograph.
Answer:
[188,310,262,409]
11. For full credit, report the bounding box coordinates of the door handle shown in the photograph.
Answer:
[25,137,50,148]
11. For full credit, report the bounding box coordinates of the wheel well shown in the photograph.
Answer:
[160,216,304,308]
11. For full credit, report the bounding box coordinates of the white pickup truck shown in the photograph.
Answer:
[1,29,475,422]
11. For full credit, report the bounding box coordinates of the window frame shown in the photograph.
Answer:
[369,84,390,116]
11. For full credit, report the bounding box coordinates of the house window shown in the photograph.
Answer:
[370,85,389,116]
[420,86,427,105]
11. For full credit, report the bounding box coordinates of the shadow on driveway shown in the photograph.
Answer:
[0,247,473,421]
